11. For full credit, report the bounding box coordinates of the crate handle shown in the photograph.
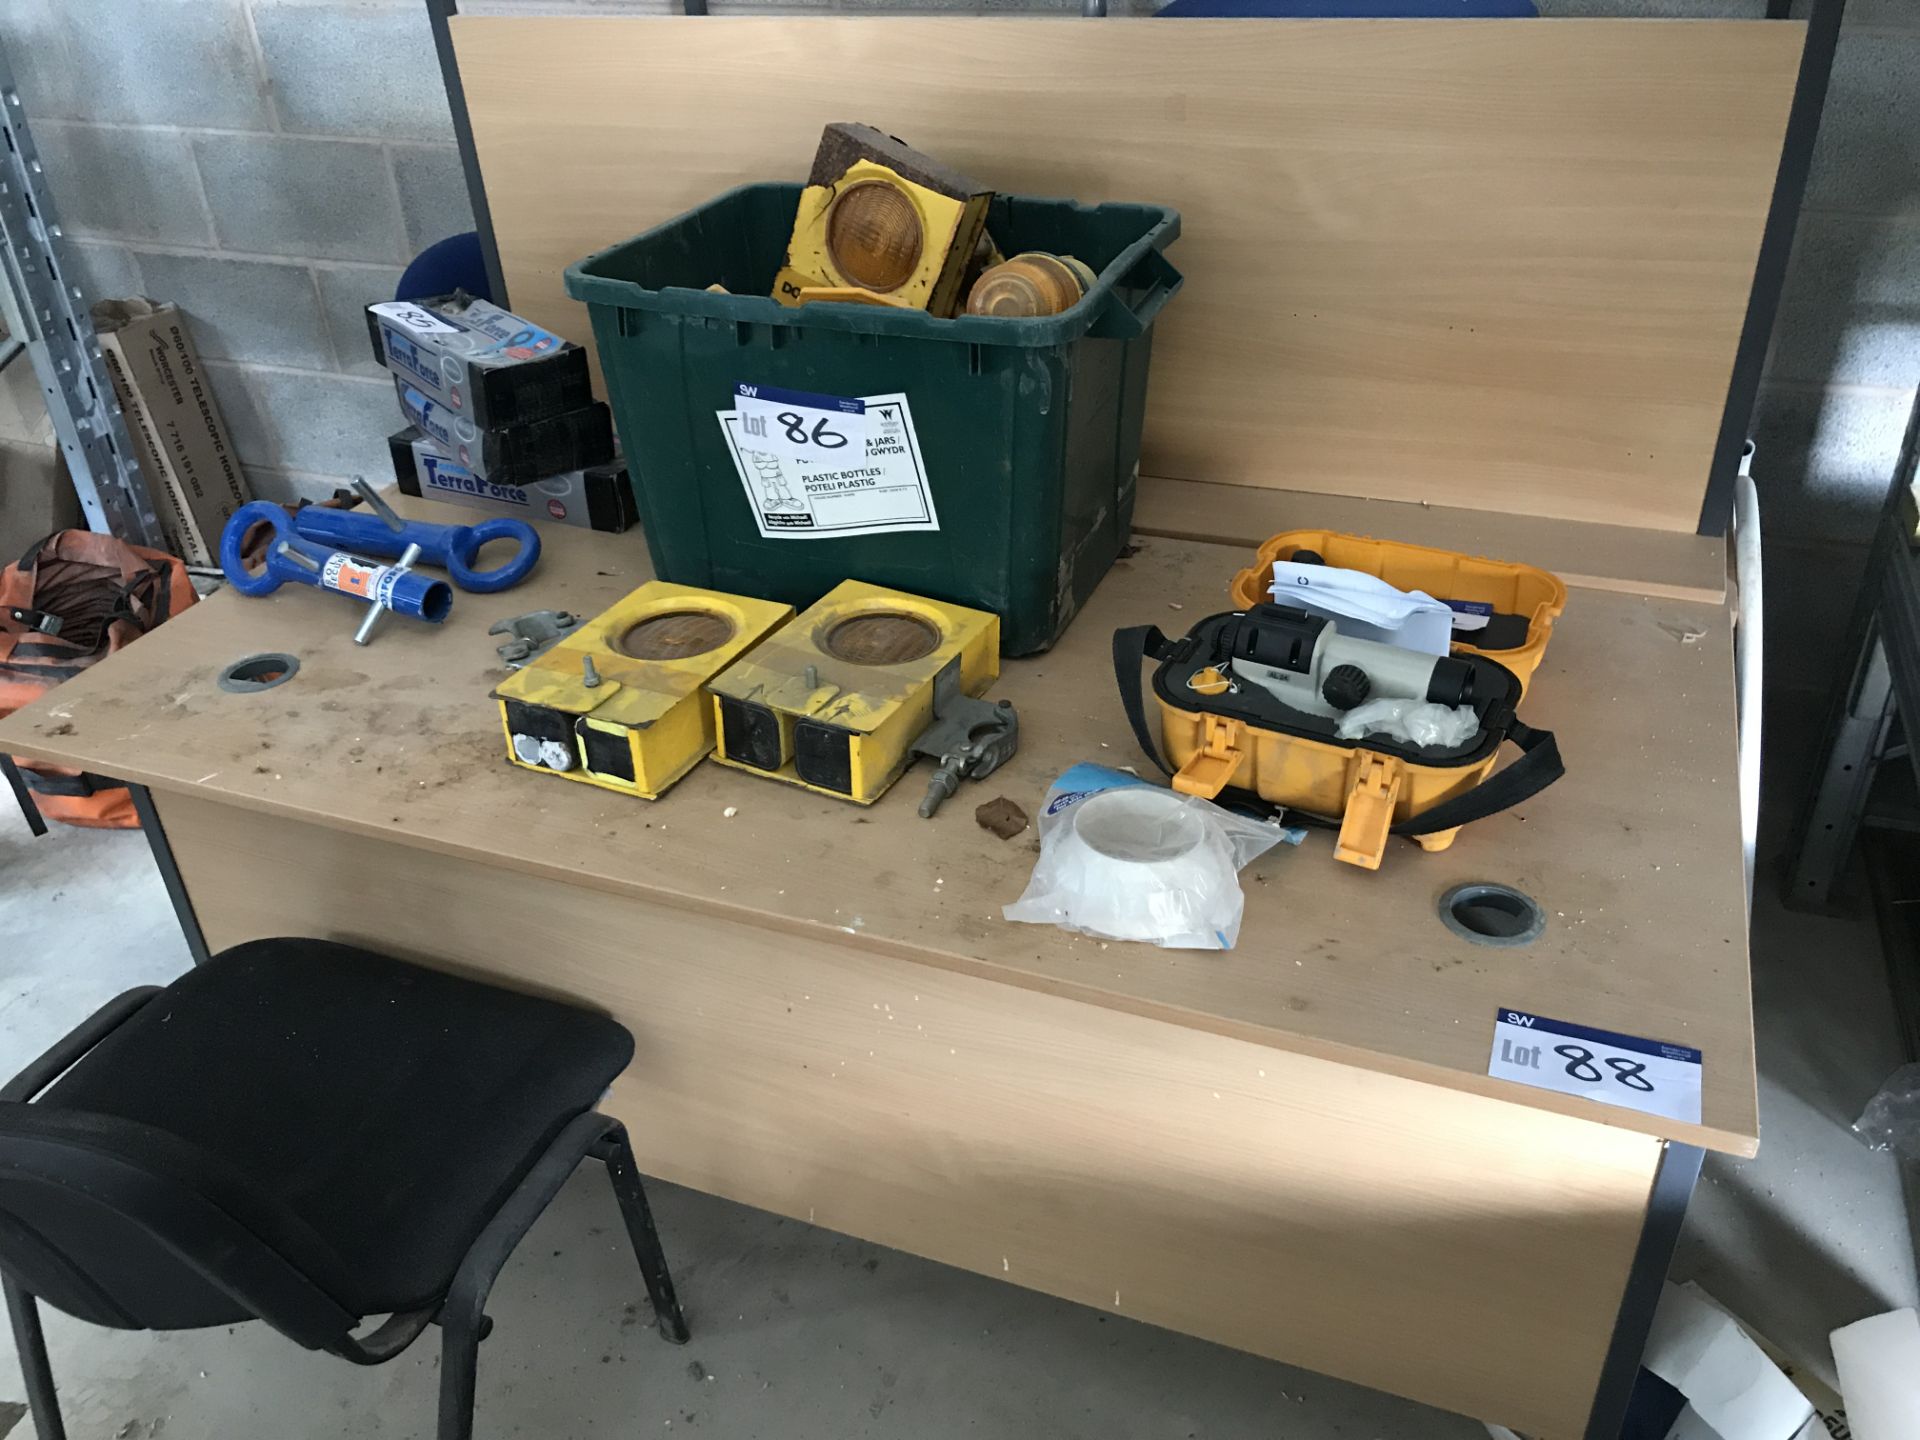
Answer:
[1089,246,1183,342]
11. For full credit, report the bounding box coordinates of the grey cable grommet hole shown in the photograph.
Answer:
[218,652,300,693]
[1438,882,1546,947]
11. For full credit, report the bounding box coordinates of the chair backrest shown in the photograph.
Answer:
[0,1104,360,1347]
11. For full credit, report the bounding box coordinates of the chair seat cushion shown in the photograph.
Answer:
[40,939,633,1315]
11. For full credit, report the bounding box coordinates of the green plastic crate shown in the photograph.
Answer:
[564,183,1181,655]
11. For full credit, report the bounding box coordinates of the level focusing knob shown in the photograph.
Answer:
[1322,663,1371,711]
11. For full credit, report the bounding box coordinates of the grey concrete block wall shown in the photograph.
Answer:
[34,124,214,246]
[316,265,408,377]
[61,242,147,310]
[9,0,476,502]
[251,2,462,142]
[194,134,410,262]
[26,0,274,130]
[128,250,336,370]
[206,362,399,488]
[391,144,477,255]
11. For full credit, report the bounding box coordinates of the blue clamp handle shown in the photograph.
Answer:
[291,507,541,594]
[219,502,453,622]
[221,502,315,597]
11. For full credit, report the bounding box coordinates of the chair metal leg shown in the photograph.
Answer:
[425,1112,691,1437]
[594,1126,690,1344]
[4,1277,67,1440]
[436,1304,484,1440]
[429,1112,638,1438]
[1,754,47,838]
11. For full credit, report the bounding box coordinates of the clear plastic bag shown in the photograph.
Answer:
[1854,1062,1920,1161]
[1335,699,1479,748]
[1003,764,1296,950]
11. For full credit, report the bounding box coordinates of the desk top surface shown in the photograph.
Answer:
[0,496,1757,1153]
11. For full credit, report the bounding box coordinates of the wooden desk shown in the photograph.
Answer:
[0,493,1754,1439]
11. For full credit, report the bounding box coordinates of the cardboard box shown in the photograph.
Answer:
[387,426,637,532]
[93,299,250,565]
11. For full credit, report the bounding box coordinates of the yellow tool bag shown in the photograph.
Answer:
[1113,612,1563,870]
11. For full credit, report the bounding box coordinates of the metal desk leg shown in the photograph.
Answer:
[1,752,46,837]
[127,783,211,967]
[1789,631,1896,910]
[1583,1142,1705,1440]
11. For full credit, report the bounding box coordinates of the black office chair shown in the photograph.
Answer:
[0,938,689,1440]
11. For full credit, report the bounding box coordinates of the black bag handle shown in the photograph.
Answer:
[15,532,56,574]
[16,767,114,798]
[1112,623,1562,836]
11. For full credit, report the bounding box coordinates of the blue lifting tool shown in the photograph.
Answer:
[220,483,457,646]
[219,481,541,645]
[292,492,539,595]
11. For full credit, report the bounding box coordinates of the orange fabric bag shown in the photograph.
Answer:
[1,531,195,828]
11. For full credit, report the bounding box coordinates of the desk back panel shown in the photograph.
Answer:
[449,15,1803,534]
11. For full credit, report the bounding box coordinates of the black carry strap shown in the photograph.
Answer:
[1390,720,1562,835]
[1112,624,1563,837]
[1114,624,1181,776]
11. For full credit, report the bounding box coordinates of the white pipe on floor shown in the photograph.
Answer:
[1730,440,1764,921]
[1832,1308,1920,1440]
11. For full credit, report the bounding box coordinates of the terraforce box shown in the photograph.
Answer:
[388,427,636,533]
[366,294,592,428]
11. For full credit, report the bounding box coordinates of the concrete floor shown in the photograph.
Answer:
[1,796,1915,1439]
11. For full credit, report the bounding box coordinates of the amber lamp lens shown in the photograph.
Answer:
[964,253,1087,318]
[826,183,924,292]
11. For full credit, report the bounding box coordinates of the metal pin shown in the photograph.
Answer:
[353,541,421,646]
[351,476,406,532]
[582,654,602,688]
[275,540,320,573]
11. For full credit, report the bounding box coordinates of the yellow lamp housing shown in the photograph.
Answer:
[707,580,999,806]
[493,581,794,800]
[775,157,991,318]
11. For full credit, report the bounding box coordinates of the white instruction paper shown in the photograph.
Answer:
[1488,1009,1702,1124]
[718,385,937,540]
[1269,562,1454,656]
